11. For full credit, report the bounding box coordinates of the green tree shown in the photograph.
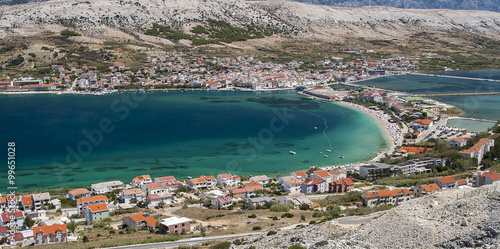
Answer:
[23,214,35,228]
[200,224,206,237]
[326,205,341,218]
[67,222,77,233]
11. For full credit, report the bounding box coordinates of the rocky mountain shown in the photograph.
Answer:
[293,0,500,13]
[234,182,500,249]
[0,0,499,42]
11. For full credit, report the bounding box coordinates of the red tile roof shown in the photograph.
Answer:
[421,183,441,192]
[244,182,263,187]
[456,180,467,186]
[436,176,456,184]
[293,171,307,177]
[87,203,108,213]
[219,173,232,179]
[127,213,157,227]
[485,171,500,181]
[156,176,176,182]
[1,211,23,222]
[69,188,91,196]
[22,196,32,206]
[314,170,330,178]
[77,195,108,204]
[33,224,67,236]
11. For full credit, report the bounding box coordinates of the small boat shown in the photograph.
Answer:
[326,149,332,152]
[324,155,328,158]
[339,156,345,159]
[314,127,318,130]
[290,151,297,155]
[320,152,323,154]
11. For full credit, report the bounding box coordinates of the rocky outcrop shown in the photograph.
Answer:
[0,0,499,40]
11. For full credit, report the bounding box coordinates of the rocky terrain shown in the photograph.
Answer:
[234,182,500,249]
[0,0,499,41]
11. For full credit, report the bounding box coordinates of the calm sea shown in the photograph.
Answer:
[0,91,390,191]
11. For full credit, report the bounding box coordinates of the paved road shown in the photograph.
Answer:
[102,232,263,249]
[338,214,378,225]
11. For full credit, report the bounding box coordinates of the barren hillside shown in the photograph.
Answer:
[0,0,499,41]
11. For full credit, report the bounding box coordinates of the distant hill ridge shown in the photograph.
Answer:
[291,0,500,12]
[1,0,500,12]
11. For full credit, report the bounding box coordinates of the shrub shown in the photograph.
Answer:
[270,204,290,212]
[281,213,294,218]
[309,220,316,225]
[61,30,81,36]
[248,214,257,219]
[109,230,115,234]
[211,242,231,249]
[267,230,277,236]
[252,226,261,231]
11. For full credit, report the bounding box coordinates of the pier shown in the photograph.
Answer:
[411,73,500,82]
[417,92,500,97]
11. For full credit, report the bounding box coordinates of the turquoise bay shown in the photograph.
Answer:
[0,91,390,191]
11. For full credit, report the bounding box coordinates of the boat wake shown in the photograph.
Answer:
[299,109,334,152]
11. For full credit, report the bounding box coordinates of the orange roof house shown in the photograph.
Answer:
[123,213,157,229]
[33,224,67,236]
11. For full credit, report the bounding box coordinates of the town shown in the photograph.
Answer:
[0,54,421,93]
[0,143,498,247]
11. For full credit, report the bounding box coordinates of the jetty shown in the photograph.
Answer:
[411,73,500,82]
[417,92,500,97]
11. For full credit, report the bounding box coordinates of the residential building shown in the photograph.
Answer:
[329,178,354,193]
[328,170,347,182]
[76,195,108,215]
[413,183,441,197]
[122,213,157,230]
[409,119,434,129]
[21,195,33,211]
[395,158,444,175]
[91,181,124,194]
[131,175,152,188]
[456,179,468,187]
[32,193,50,211]
[473,171,500,187]
[141,182,167,196]
[291,171,307,180]
[278,193,312,209]
[363,189,412,207]
[282,179,304,194]
[33,224,67,245]
[230,188,247,199]
[433,177,457,189]
[302,179,327,193]
[459,138,495,164]
[187,175,216,190]
[85,203,109,224]
[155,176,183,192]
[247,197,273,208]
[67,188,91,201]
[216,173,241,187]
[447,137,467,148]
[278,176,296,185]
[120,188,146,204]
[211,196,233,209]
[484,172,500,185]
[147,194,172,207]
[249,175,270,185]
[0,211,24,227]
[310,170,332,183]
[159,217,191,234]
[359,163,395,180]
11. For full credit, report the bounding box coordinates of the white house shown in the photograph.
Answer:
[216,173,241,187]
[91,181,124,194]
[120,188,146,204]
[249,175,270,185]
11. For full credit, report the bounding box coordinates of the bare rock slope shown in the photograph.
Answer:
[0,0,500,40]
[234,182,500,249]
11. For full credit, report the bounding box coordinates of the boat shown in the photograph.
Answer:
[320,152,323,154]
[324,155,328,158]
[314,127,318,129]
[339,156,345,159]
[290,151,297,155]
[326,149,332,152]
